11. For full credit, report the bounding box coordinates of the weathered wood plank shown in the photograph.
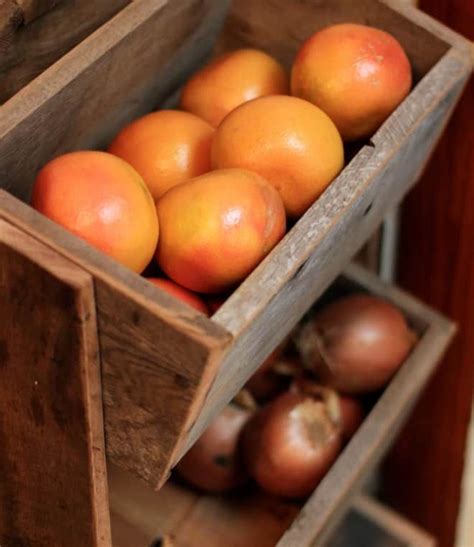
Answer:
[0,0,22,55]
[106,264,454,547]
[0,0,230,197]
[189,46,471,456]
[0,219,111,546]
[0,190,232,487]
[15,0,63,24]
[0,0,129,104]
[278,263,456,547]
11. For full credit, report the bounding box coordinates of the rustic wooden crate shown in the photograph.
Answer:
[107,263,452,547]
[0,0,470,489]
[0,0,470,518]
[0,0,130,104]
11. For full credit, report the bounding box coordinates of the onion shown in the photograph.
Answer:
[295,294,416,394]
[338,395,365,440]
[242,391,342,498]
[246,357,302,402]
[176,404,251,493]
[291,378,365,441]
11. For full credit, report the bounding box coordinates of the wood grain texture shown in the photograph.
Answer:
[0,0,22,54]
[383,2,474,545]
[107,263,454,547]
[188,44,471,455]
[109,474,435,547]
[0,0,470,491]
[15,0,63,24]
[0,190,232,488]
[0,0,230,197]
[0,219,111,546]
[0,0,130,104]
[278,263,455,547]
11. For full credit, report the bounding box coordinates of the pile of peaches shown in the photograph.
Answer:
[32,23,412,307]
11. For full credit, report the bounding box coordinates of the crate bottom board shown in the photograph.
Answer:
[109,467,435,547]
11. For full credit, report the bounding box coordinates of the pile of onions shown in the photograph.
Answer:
[295,294,416,394]
[176,404,251,493]
[176,292,414,500]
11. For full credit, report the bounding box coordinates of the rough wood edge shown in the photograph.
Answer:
[277,264,456,547]
[213,45,472,337]
[0,190,231,352]
[0,0,169,128]
[0,218,112,546]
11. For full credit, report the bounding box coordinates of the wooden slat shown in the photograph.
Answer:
[0,190,232,488]
[188,43,471,456]
[0,0,22,54]
[0,0,471,489]
[0,0,230,197]
[0,0,130,104]
[15,0,63,24]
[278,263,455,547]
[107,264,455,547]
[0,219,111,546]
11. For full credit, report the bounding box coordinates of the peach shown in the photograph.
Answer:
[32,151,159,273]
[148,278,209,314]
[180,48,289,127]
[108,110,214,200]
[155,169,286,293]
[212,95,344,218]
[291,23,412,141]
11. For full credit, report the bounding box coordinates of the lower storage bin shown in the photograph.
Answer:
[107,263,454,547]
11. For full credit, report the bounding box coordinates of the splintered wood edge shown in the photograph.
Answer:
[0,191,231,352]
[213,44,472,337]
[277,268,455,547]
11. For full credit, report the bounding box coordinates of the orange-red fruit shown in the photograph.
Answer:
[108,110,214,201]
[212,95,344,217]
[148,278,208,314]
[180,48,289,127]
[155,169,286,293]
[32,151,158,273]
[291,23,412,141]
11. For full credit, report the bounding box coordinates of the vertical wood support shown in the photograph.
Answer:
[0,219,111,546]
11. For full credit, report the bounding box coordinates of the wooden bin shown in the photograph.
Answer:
[107,264,454,547]
[0,0,470,544]
[0,0,130,104]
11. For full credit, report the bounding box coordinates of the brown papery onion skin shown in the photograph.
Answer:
[339,395,365,440]
[242,392,342,498]
[246,356,302,402]
[176,404,251,493]
[295,294,415,394]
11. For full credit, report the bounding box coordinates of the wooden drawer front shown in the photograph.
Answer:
[108,263,454,547]
[0,0,470,488]
[0,0,130,104]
